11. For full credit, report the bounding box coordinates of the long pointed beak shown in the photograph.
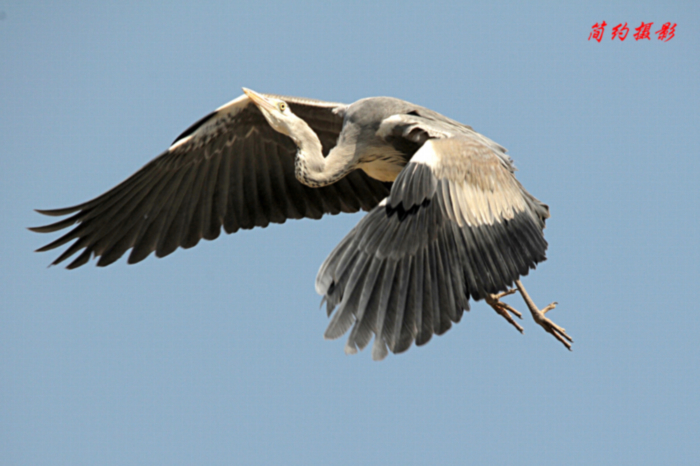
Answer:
[242,87,276,112]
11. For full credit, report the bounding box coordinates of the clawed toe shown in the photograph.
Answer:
[493,288,517,300]
[486,290,524,333]
[530,301,573,350]
[515,280,573,351]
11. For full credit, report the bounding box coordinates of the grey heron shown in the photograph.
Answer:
[31,88,572,359]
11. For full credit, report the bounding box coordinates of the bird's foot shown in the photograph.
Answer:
[528,301,573,350]
[514,279,573,350]
[485,289,523,333]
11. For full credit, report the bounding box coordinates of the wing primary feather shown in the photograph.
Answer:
[239,137,260,229]
[440,227,468,315]
[275,140,313,219]
[222,135,246,233]
[348,259,384,352]
[167,161,206,250]
[324,249,360,316]
[413,248,429,346]
[97,218,147,267]
[389,256,412,353]
[434,238,457,330]
[66,247,93,269]
[248,137,271,228]
[316,231,355,295]
[30,213,84,235]
[393,256,416,354]
[213,142,231,228]
[381,256,404,352]
[252,136,277,225]
[487,219,521,281]
[505,218,537,275]
[59,165,180,266]
[324,253,370,342]
[396,255,419,353]
[478,226,511,291]
[417,247,434,346]
[125,168,191,263]
[330,236,362,290]
[50,236,92,267]
[355,259,386,350]
[33,158,160,218]
[158,161,204,253]
[32,213,88,250]
[34,206,86,217]
[263,141,297,221]
[199,158,221,241]
[356,208,391,253]
[372,259,397,360]
[448,223,475,308]
[201,147,225,240]
[427,242,442,334]
[147,167,195,258]
[461,224,493,298]
[38,164,173,256]
[77,152,182,222]
[134,162,198,259]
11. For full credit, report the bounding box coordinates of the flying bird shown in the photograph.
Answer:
[31,88,572,359]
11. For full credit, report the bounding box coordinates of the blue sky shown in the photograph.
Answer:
[2,1,699,465]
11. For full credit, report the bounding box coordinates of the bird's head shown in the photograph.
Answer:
[243,88,297,138]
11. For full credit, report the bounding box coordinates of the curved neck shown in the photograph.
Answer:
[291,121,352,188]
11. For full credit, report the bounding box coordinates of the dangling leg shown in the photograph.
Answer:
[514,279,573,350]
[485,288,524,333]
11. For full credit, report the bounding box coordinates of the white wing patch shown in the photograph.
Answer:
[214,93,250,113]
[168,135,193,151]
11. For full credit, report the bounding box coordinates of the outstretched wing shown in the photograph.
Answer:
[316,136,550,360]
[31,93,390,268]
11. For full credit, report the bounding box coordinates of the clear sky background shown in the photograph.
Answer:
[2,1,699,465]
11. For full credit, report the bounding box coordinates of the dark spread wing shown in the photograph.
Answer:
[316,136,550,360]
[30,93,390,268]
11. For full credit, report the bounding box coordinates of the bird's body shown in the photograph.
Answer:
[32,88,572,359]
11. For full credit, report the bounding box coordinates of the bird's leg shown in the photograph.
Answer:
[485,288,524,333]
[514,279,573,350]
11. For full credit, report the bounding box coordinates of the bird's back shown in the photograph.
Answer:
[333,96,507,183]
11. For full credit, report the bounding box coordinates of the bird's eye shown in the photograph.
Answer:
[278,102,287,111]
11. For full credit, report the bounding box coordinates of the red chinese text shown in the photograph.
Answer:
[611,23,629,41]
[588,21,607,42]
[634,22,653,40]
[655,22,676,42]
